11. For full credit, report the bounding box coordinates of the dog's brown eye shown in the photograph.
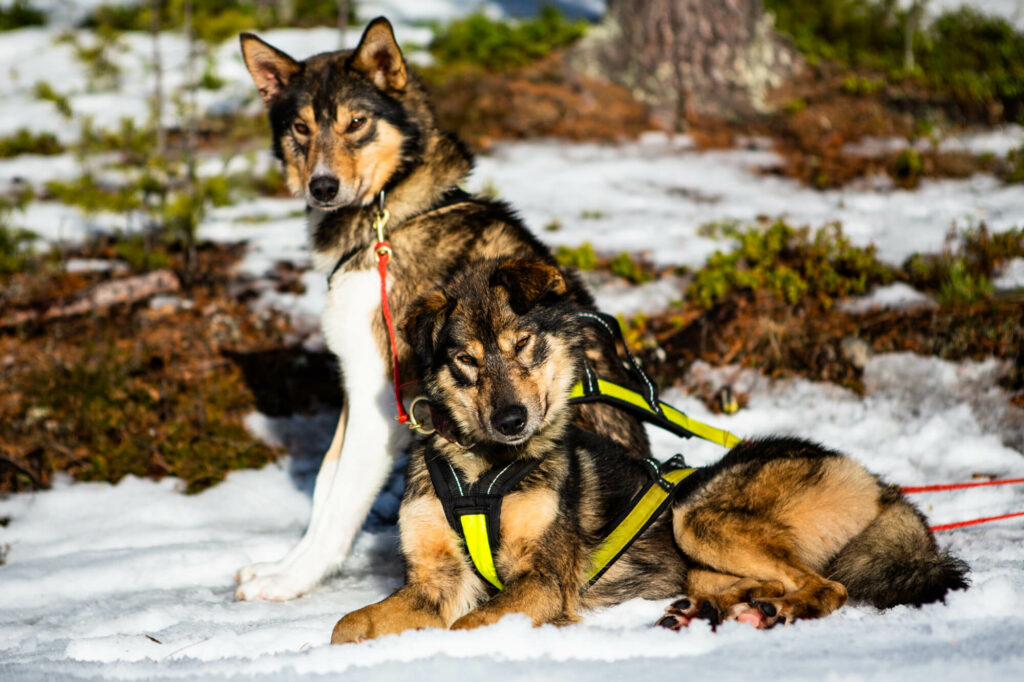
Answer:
[347,117,366,133]
[456,354,477,367]
[515,336,531,352]
[293,121,309,136]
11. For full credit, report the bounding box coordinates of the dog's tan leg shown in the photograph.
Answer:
[450,573,573,631]
[673,509,848,627]
[332,585,447,644]
[333,495,485,643]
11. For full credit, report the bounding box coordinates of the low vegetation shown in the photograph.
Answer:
[0,0,44,31]
[428,6,588,72]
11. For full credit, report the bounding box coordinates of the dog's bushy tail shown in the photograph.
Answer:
[825,485,969,609]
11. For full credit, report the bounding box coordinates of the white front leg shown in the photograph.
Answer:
[235,269,408,601]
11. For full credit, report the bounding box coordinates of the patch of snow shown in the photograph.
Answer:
[63,257,128,274]
[939,125,1024,157]
[590,274,687,316]
[837,282,938,314]
[993,257,1024,290]
[471,135,1024,269]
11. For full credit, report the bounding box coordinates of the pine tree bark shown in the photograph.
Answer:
[572,0,802,129]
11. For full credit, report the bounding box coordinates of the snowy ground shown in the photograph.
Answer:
[2,2,1024,680]
[1,354,1022,681]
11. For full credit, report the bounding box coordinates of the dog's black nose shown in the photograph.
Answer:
[309,175,339,202]
[492,405,527,437]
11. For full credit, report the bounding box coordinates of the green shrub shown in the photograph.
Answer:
[937,259,992,304]
[0,224,38,275]
[687,219,892,308]
[555,241,598,271]
[0,0,45,31]
[768,1,1024,119]
[430,6,588,71]
[1005,145,1024,183]
[34,81,73,119]
[902,224,1022,303]
[609,252,654,284]
[0,129,63,158]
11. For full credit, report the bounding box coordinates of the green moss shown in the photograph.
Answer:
[429,6,588,72]
[1006,145,1024,184]
[609,252,654,284]
[0,224,38,275]
[937,259,992,304]
[841,75,885,96]
[0,0,45,31]
[113,235,171,272]
[25,342,278,494]
[33,81,73,119]
[890,147,924,186]
[902,223,1023,303]
[0,128,63,158]
[687,219,892,308]
[555,241,598,271]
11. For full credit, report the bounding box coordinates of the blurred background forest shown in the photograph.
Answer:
[1,0,1023,495]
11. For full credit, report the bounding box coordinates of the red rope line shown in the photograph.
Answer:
[376,243,409,424]
[901,477,1024,494]
[929,511,1024,532]
[900,477,1024,531]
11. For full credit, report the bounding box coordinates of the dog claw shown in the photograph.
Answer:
[670,598,691,611]
[752,600,777,618]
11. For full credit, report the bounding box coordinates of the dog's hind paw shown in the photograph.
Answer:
[732,600,789,629]
[657,597,700,631]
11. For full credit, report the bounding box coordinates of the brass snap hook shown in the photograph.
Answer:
[407,396,435,435]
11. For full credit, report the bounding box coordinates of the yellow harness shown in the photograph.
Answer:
[425,311,743,591]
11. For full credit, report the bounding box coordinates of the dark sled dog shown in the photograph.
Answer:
[236,19,649,600]
[331,258,968,642]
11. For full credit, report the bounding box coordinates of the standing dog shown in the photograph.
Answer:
[331,259,968,641]
[236,19,649,600]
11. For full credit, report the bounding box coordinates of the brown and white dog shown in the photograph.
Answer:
[235,18,650,600]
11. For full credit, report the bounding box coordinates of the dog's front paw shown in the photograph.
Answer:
[234,573,311,602]
[331,610,373,645]
[450,609,502,631]
[235,561,281,584]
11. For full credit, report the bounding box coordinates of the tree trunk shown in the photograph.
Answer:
[572,0,802,129]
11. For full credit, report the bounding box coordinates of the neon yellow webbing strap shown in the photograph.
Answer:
[460,513,503,589]
[570,379,743,449]
[584,465,695,585]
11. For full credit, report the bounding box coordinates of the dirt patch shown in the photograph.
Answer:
[0,243,340,495]
[427,52,656,150]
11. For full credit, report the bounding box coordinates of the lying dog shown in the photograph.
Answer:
[331,258,968,642]
[236,19,650,601]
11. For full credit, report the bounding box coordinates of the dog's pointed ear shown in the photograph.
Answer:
[240,33,301,106]
[350,17,408,92]
[401,289,451,368]
[491,259,567,314]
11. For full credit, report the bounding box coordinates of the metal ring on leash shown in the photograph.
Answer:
[407,396,435,434]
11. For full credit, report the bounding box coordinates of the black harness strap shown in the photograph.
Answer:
[425,453,542,589]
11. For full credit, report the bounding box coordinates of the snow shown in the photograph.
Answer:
[994,257,1024,290]
[471,135,1024,268]
[837,282,937,314]
[2,354,1023,680]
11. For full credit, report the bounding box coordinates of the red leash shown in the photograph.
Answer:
[372,200,410,425]
[901,477,1024,494]
[902,477,1024,531]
